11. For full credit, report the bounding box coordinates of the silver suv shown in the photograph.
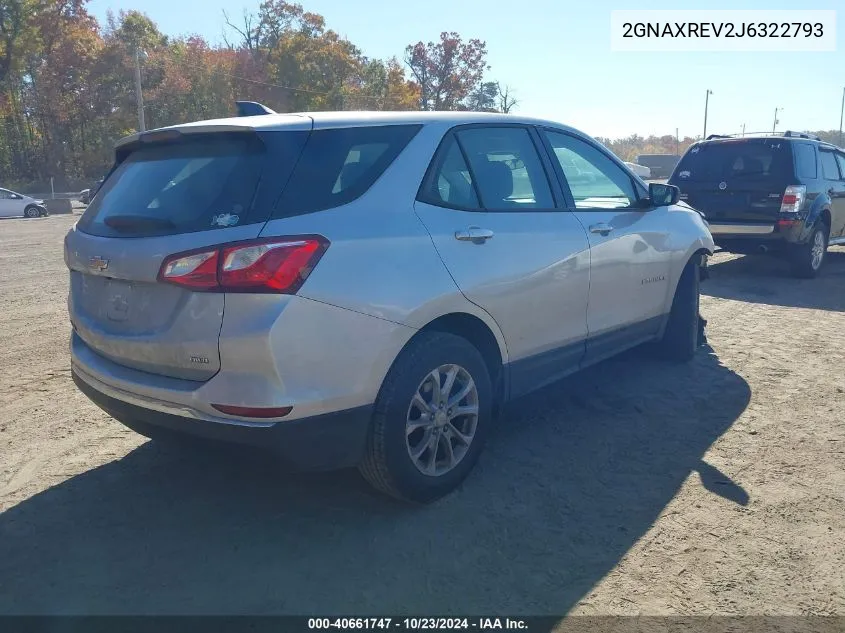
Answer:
[65,110,714,502]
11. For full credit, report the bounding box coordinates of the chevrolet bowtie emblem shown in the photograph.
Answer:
[89,256,109,272]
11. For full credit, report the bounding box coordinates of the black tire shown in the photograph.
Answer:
[654,259,700,362]
[359,331,492,503]
[24,205,40,219]
[789,223,828,279]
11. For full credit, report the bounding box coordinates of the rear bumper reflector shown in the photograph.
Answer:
[211,404,293,419]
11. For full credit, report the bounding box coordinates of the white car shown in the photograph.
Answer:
[0,188,47,218]
[624,162,651,179]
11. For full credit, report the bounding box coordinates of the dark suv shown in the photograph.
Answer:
[668,132,845,277]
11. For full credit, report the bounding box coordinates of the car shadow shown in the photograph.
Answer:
[702,247,845,311]
[0,348,750,616]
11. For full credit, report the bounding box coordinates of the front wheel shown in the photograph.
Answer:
[789,224,827,278]
[359,332,492,503]
[654,259,701,362]
[24,205,41,219]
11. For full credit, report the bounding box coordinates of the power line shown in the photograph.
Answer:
[158,50,386,102]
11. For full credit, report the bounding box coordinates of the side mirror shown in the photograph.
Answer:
[649,182,680,207]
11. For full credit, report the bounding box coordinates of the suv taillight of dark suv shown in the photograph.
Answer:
[668,133,845,277]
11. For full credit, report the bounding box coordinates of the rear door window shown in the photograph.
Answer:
[418,134,481,210]
[674,140,793,183]
[836,153,845,180]
[273,125,421,218]
[454,126,554,210]
[793,143,818,179]
[79,132,279,237]
[820,150,842,181]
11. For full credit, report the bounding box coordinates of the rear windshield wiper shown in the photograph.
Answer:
[103,215,176,233]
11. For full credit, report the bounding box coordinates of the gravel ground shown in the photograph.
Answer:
[0,214,843,617]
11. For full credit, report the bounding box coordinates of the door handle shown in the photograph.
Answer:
[589,223,613,236]
[455,227,494,242]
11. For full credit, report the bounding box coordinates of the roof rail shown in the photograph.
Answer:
[784,130,820,140]
[235,101,277,117]
[705,131,823,141]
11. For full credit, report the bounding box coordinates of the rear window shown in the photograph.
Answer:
[673,140,793,183]
[273,125,421,218]
[79,133,279,237]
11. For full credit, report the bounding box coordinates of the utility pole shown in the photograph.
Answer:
[772,107,782,134]
[839,86,844,147]
[741,123,746,137]
[703,89,713,139]
[675,127,679,155]
[134,48,146,132]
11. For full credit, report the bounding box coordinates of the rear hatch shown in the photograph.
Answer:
[66,121,310,380]
[669,139,794,223]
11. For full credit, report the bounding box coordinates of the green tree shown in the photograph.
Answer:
[404,32,489,111]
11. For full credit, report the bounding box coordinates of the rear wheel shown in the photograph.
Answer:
[359,331,492,503]
[789,223,827,278]
[654,259,700,362]
[24,205,40,218]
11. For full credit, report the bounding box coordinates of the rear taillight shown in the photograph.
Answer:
[220,239,324,292]
[779,185,806,215]
[160,250,220,289]
[158,236,329,293]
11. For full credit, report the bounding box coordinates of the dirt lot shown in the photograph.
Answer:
[1,214,843,617]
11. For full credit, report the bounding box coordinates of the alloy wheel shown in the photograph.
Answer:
[405,364,479,477]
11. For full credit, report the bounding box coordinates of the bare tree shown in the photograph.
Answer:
[496,82,517,113]
[222,9,259,54]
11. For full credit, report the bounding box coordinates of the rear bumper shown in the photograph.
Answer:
[73,369,372,471]
[69,293,414,423]
[708,223,775,236]
[709,222,796,253]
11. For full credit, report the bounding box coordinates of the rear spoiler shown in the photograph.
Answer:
[236,101,276,117]
[113,101,279,152]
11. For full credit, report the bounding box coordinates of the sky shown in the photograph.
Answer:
[86,0,845,141]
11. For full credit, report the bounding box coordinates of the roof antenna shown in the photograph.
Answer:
[236,101,277,117]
